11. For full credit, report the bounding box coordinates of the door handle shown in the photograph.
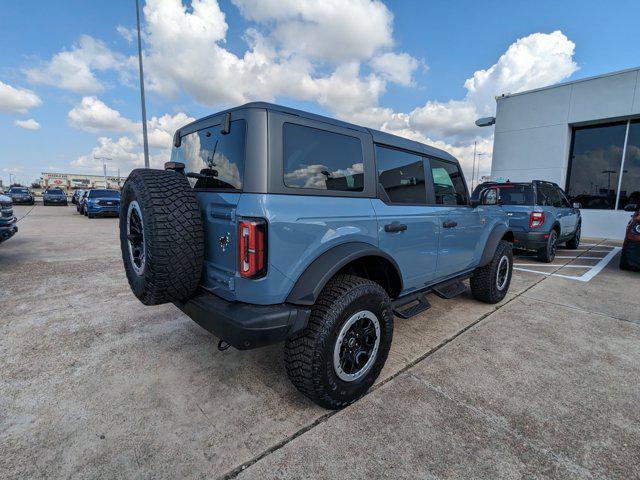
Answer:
[442,220,458,229]
[384,222,407,233]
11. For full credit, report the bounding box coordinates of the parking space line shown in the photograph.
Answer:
[555,255,603,259]
[513,244,621,282]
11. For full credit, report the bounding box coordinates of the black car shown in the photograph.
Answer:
[7,186,35,205]
[71,189,84,205]
[620,203,640,271]
[0,193,18,243]
[42,188,68,206]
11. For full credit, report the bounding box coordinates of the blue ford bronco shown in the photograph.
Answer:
[472,180,581,262]
[120,103,514,409]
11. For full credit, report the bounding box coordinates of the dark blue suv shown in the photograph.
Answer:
[119,103,514,409]
[472,180,581,262]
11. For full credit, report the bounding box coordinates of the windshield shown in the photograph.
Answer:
[171,119,246,190]
[46,189,64,195]
[88,189,120,198]
[10,187,28,193]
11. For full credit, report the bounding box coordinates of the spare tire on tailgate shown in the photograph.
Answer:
[119,168,204,305]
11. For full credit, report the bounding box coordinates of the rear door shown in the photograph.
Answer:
[372,145,439,292]
[171,111,250,299]
[428,158,484,278]
[557,186,579,235]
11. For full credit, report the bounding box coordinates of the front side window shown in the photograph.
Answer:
[430,159,468,206]
[283,123,364,192]
[376,145,426,204]
[172,119,246,190]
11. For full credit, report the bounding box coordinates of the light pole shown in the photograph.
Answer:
[471,141,486,191]
[136,0,150,168]
[94,156,112,187]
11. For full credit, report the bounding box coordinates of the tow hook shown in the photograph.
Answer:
[217,339,231,352]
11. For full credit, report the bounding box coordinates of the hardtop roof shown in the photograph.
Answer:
[179,102,458,163]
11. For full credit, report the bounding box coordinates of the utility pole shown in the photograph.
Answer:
[136,0,150,168]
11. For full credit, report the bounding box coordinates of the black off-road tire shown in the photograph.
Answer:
[537,229,558,263]
[619,248,637,271]
[566,223,581,249]
[119,168,204,306]
[470,240,513,304]
[284,275,393,410]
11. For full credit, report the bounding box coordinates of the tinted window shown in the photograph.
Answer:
[430,159,468,205]
[499,185,534,205]
[538,184,564,208]
[567,122,627,209]
[283,123,364,192]
[10,187,28,193]
[47,189,64,194]
[376,146,426,204]
[619,120,640,210]
[88,189,120,198]
[172,119,246,190]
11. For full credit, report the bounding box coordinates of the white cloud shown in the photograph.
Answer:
[0,81,42,114]
[232,0,393,62]
[391,30,578,144]
[370,52,419,86]
[116,25,135,43]
[25,35,132,93]
[14,118,41,130]
[68,96,136,133]
[141,0,415,112]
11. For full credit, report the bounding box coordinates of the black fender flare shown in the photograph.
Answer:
[478,224,513,267]
[286,242,403,306]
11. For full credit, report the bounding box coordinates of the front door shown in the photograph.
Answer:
[372,146,439,293]
[428,158,484,278]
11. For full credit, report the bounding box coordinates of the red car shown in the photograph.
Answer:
[620,203,640,271]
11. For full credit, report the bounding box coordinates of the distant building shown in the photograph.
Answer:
[40,172,127,191]
[490,66,640,239]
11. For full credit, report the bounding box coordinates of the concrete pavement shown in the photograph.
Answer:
[1,204,638,479]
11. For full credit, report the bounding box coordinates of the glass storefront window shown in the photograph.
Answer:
[566,122,627,210]
[619,120,640,210]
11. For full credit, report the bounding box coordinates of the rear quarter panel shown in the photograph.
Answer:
[235,194,378,305]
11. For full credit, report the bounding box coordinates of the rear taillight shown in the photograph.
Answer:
[530,211,545,229]
[238,219,267,279]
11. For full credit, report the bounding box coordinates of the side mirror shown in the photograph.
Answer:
[624,203,638,212]
[481,187,499,206]
[572,202,582,209]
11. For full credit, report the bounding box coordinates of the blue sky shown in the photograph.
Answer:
[1,0,639,186]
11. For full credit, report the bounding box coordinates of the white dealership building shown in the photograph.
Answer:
[489,66,640,239]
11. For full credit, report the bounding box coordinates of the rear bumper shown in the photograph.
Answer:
[513,231,548,250]
[175,289,311,350]
[0,222,18,243]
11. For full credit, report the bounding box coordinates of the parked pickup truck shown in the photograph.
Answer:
[120,102,514,409]
[472,180,581,262]
[0,194,18,243]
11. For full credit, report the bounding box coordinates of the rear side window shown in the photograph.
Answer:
[430,159,468,205]
[172,119,246,190]
[376,145,426,204]
[538,184,565,207]
[283,123,364,192]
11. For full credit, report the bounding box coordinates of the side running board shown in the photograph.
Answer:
[393,294,431,319]
[432,280,467,299]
